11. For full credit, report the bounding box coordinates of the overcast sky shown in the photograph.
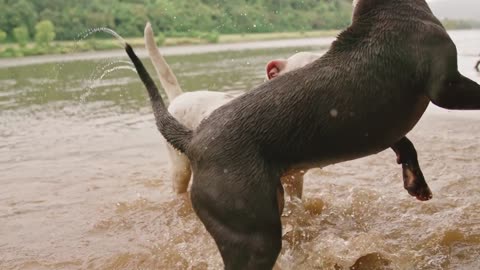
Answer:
[427,0,479,20]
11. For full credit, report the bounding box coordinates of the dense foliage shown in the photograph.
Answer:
[442,19,480,30]
[0,0,478,58]
[0,0,353,41]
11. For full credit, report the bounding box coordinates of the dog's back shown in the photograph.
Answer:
[190,0,443,170]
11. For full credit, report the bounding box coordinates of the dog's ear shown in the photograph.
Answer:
[266,59,287,80]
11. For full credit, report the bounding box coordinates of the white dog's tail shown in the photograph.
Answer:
[125,43,193,153]
[144,22,183,101]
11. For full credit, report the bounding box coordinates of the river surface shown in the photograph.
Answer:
[1,30,480,270]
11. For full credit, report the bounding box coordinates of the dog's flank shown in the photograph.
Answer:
[124,44,192,153]
[142,23,311,197]
[145,15,431,201]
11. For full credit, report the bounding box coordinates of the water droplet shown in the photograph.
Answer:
[78,27,126,46]
[330,109,338,117]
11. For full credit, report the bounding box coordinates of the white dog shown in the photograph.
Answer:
[144,23,320,199]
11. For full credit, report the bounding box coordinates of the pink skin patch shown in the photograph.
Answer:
[266,60,286,80]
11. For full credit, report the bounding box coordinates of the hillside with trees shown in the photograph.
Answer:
[0,0,353,41]
[1,0,478,58]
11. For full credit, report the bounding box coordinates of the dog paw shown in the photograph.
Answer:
[403,166,433,201]
[405,184,433,201]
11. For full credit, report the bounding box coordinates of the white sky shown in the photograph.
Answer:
[427,0,479,20]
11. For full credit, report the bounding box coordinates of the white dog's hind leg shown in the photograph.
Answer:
[280,170,305,200]
[167,143,192,193]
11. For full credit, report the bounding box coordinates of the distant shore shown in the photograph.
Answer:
[2,28,479,69]
[0,30,339,60]
[0,36,337,68]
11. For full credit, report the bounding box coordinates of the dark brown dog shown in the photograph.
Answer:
[126,0,480,268]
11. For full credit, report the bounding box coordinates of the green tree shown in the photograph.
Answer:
[13,26,29,47]
[0,0,357,40]
[0,30,6,43]
[3,0,37,38]
[35,20,56,47]
[113,3,147,37]
[156,32,166,46]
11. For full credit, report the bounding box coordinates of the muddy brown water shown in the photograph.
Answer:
[1,30,480,269]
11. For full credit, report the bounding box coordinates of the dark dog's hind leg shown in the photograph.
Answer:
[190,168,282,269]
[391,137,432,201]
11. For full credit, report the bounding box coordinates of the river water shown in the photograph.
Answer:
[1,30,479,270]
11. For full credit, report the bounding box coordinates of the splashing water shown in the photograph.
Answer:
[88,60,134,83]
[80,64,137,103]
[97,65,137,82]
[52,27,129,84]
[71,28,133,104]
[53,28,125,78]
[77,27,127,47]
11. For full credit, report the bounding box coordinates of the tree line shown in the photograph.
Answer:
[0,0,353,42]
[1,0,478,49]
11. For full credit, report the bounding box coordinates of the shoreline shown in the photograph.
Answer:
[1,28,478,69]
[0,37,336,69]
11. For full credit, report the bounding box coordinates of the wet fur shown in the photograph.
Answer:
[144,23,306,197]
[127,0,480,268]
[146,24,429,201]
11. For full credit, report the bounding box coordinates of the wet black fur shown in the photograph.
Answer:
[126,43,192,153]
[126,0,480,268]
